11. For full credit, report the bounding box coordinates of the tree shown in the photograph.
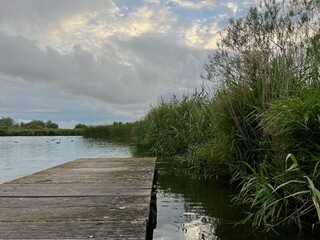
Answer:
[74,123,87,129]
[0,117,15,127]
[201,0,320,165]
[203,0,320,101]
[25,120,45,129]
[45,120,59,129]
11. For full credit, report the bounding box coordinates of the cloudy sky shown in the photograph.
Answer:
[0,0,258,128]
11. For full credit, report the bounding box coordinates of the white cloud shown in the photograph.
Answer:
[145,0,161,4]
[183,19,223,49]
[169,0,216,10]
[224,2,238,14]
[0,2,176,55]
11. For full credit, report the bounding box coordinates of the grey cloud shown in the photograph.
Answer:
[0,0,118,40]
[107,34,207,83]
[0,0,116,21]
[0,31,207,107]
[0,74,135,125]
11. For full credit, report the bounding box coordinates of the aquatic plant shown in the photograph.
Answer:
[234,154,320,231]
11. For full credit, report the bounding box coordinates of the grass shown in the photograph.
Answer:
[133,92,214,155]
[234,154,320,231]
[82,122,134,143]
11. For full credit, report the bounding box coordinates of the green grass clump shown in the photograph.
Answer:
[234,154,320,231]
[133,93,214,155]
[261,93,320,168]
[82,122,134,142]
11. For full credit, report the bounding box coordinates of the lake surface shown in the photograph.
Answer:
[0,136,313,239]
[152,161,313,240]
[0,136,133,183]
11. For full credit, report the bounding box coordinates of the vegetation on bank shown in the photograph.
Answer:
[0,118,83,136]
[82,122,134,142]
[0,127,82,136]
[84,0,320,233]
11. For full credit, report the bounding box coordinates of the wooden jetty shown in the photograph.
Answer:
[0,157,157,239]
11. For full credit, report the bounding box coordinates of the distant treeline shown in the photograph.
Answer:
[0,117,85,136]
[0,127,83,136]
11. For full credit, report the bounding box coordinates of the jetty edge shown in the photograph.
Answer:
[0,157,157,239]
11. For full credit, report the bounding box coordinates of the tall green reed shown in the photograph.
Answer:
[234,154,320,231]
[134,91,215,156]
[83,122,134,142]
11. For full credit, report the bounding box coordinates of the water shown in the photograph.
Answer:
[0,137,315,239]
[0,136,133,183]
[153,160,314,240]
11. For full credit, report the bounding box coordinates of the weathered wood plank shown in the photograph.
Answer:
[7,157,155,185]
[0,196,149,222]
[0,157,156,239]
[0,185,151,197]
[7,172,154,185]
[0,221,147,239]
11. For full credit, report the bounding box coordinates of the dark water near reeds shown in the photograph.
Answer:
[153,160,315,240]
[0,137,314,239]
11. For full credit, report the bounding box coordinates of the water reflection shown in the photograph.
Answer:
[181,214,218,240]
[153,161,233,240]
[153,160,314,240]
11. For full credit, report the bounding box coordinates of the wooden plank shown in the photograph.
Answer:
[7,171,154,185]
[0,184,151,197]
[8,158,155,185]
[0,157,156,239]
[0,196,150,222]
[0,221,147,239]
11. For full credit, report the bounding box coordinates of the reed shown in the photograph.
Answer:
[133,91,215,157]
[82,122,134,142]
[234,154,320,230]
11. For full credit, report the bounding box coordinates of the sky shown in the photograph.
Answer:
[0,0,258,128]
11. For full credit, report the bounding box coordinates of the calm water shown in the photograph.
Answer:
[0,136,133,183]
[153,161,314,240]
[0,137,314,239]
